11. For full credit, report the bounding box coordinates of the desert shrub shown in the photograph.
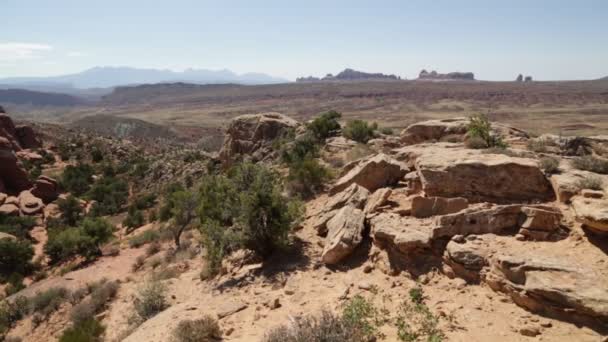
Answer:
[539,157,560,174]
[396,287,444,342]
[87,176,129,215]
[58,195,84,227]
[575,175,604,190]
[0,215,36,240]
[465,136,488,149]
[129,230,160,248]
[342,295,386,340]
[306,110,342,141]
[4,274,26,296]
[287,156,331,198]
[123,206,145,232]
[59,318,105,342]
[90,147,103,163]
[45,218,113,264]
[264,309,366,342]
[571,155,608,174]
[131,255,146,272]
[133,281,168,321]
[134,193,157,210]
[281,133,319,165]
[0,239,34,280]
[1,297,30,335]
[343,120,377,143]
[146,242,161,256]
[380,127,394,135]
[30,287,70,317]
[168,190,198,248]
[173,316,222,342]
[527,139,550,153]
[466,114,507,149]
[61,164,95,196]
[71,280,119,324]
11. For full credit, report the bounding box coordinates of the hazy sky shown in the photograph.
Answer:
[1,0,607,81]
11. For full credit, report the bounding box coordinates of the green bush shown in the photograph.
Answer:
[342,295,385,340]
[90,148,103,163]
[380,127,394,135]
[59,318,105,342]
[287,156,331,198]
[0,215,36,240]
[45,218,113,264]
[1,297,29,335]
[58,195,84,227]
[396,287,444,342]
[71,280,119,324]
[571,155,608,174]
[281,133,319,165]
[134,193,157,210]
[61,164,95,196]
[87,176,129,215]
[173,316,222,342]
[123,206,145,232]
[0,239,34,280]
[466,114,507,149]
[343,120,377,143]
[133,281,168,321]
[306,110,342,141]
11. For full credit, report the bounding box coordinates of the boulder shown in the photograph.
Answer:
[0,193,6,205]
[321,205,366,264]
[0,114,21,151]
[486,254,608,326]
[311,184,369,235]
[15,150,43,162]
[408,147,554,203]
[518,206,562,240]
[443,235,493,283]
[364,188,392,214]
[0,232,17,241]
[219,113,299,166]
[411,196,468,218]
[18,190,44,215]
[571,196,608,233]
[400,118,469,145]
[432,204,524,238]
[0,203,19,216]
[31,176,59,203]
[0,136,32,194]
[370,213,432,254]
[330,153,408,195]
[324,136,357,153]
[15,125,41,149]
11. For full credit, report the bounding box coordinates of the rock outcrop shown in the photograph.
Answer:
[411,196,468,218]
[0,136,32,194]
[571,196,608,233]
[219,113,298,166]
[18,190,44,215]
[31,176,59,203]
[330,153,408,195]
[321,205,366,264]
[397,146,554,203]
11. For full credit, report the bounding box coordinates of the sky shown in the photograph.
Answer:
[1,0,607,81]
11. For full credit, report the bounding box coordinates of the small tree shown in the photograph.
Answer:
[0,239,34,280]
[58,195,84,227]
[123,206,145,232]
[343,120,377,143]
[306,110,342,141]
[466,114,507,149]
[169,191,198,248]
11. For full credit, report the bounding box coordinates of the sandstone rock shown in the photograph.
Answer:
[571,196,608,233]
[370,213,432,253]
[411,196,468,218]
[404,146,554,203]
[330,153,408,195]
[432,205,524,238]
[31,176,59,203]
[400,118,468,145]
[4,196,19,206]
[324,136,357,153]
[364,188,392,214]
[216,301,248,319]
[443,236,493,283]
[219,112,298,166]
[550,169,607,203]
[321,205,365,264]
[15,125,41,149]
[518,206,562,240]
[0,203,19,216]
[18,190,44,215]
[0,232,17,241]
[16,150,43,162]
[486,254,608,326]
[0,114,21,151]
[312,183,369,235]
[0,193,6,205]
[0,136,31,193]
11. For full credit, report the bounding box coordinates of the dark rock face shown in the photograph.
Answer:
[0,136,31,193]
[418,69,475,81]
[31,176,59,203]
[15,125,42,149]
[297,68,400,82]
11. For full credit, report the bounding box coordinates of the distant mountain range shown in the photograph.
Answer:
[0,66,289,91]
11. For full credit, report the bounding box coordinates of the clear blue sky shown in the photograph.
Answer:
[1,0,607,80]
